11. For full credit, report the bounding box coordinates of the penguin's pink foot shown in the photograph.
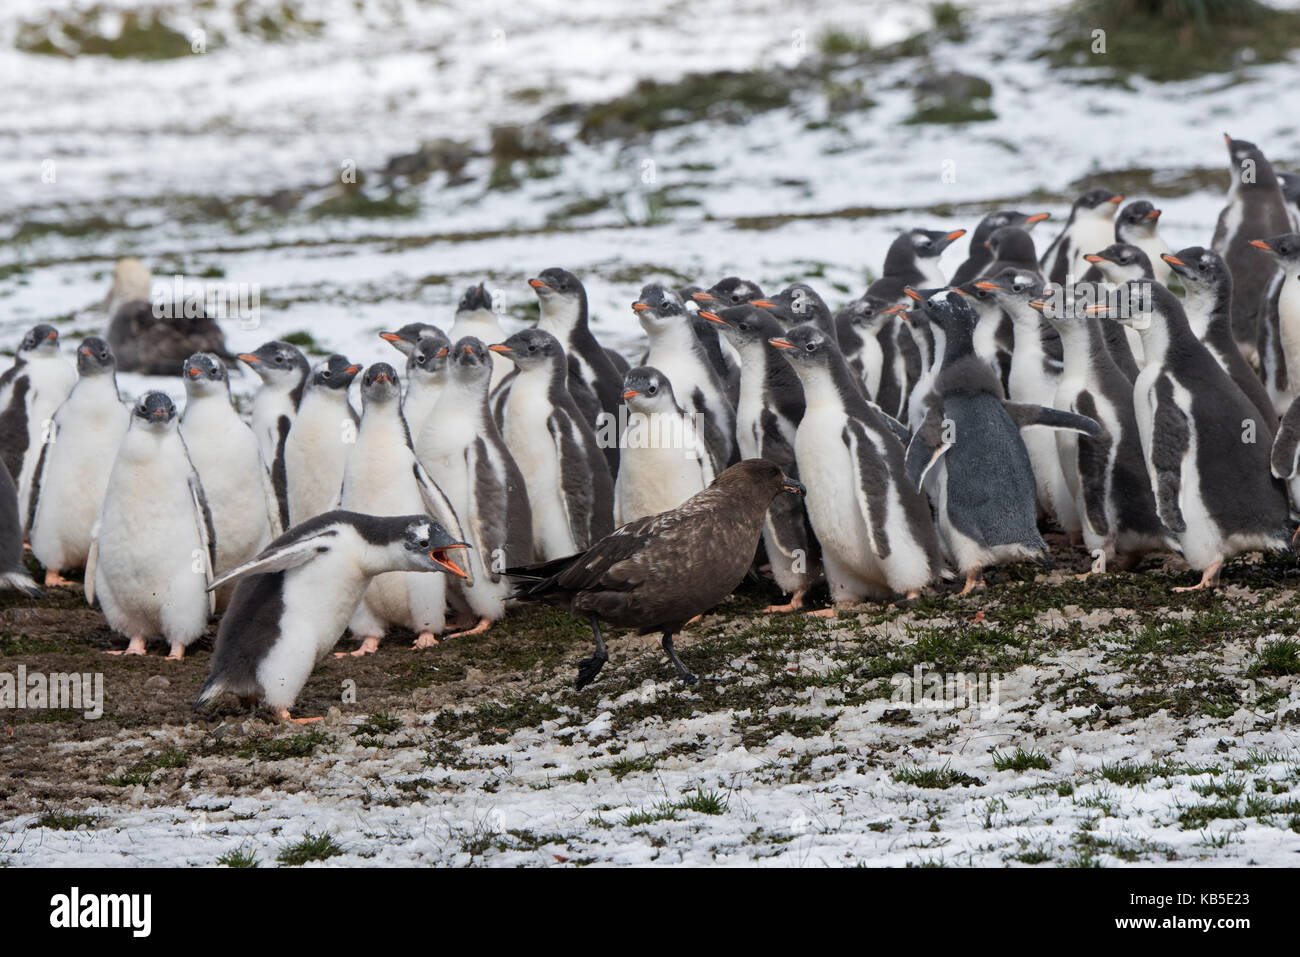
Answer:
[107,635,147,656]
[335,635,381,657]
[763,588,807,614]
[44,570,76,587]
[806,608,838,619]
[683,614,703,628]
[958,570,985,596]
[411,632,440,650]
[272,707,322,724]
[165,643,185,661]
[443,616,491,639]
[1172,562,1222,593]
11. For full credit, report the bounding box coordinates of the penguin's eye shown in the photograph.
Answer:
[647,384,658,395]
[274,355,285,364]
[804,342,816,352]
[528,344,537,353]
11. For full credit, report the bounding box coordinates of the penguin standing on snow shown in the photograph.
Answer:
[193,512,469,723]
[88,392,215,658]
[400,328,452,438]
[28,337,129,586]
[949,210,1050,287]
[449,283,513,390]
[905,291,1101,594]
[491,329,614,559]
[179,354,279,606]
[416,337,533,636]
[702,304,818,611]
[238,340,310,529]
[1212,135,1294,363]
[0,324,76,533]
[1161,247,1277,427]
[283,354,360,526]
[613,367,716,526]
[1040,188,1123,287]
[773,323,945,609]
[1246,234,1300,417]
[338,363,469,654]
[635,282,737,466]
[1096,280,1290,590]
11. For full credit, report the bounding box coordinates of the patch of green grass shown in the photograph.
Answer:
[17,8,193,60]
[308,190,418,220]
[623,802,680,826]
[1098,760,1220,786]
[277,832,343,866]
[37,811,96,830]
[607,756,656,780]
[353,711,402,737]
[676,786,729,815]
[893,761,984,790]
[817,27,873,57]
[992,747,1052,772]
[103,748,189,787]
[1248,637,1300,677]
[217,845,260,868]
[236,729,328,761]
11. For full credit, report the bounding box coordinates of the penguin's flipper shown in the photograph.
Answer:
[876,410,911,444]
[842,419,892,559]
[1002,401,1102,438]
[466,439,507,583]
[413,459,473,584]
[256,448,283,538]
[1074,391,1112,540]
[549,410,587,549]
[488,368,518,432]
[26,417,55,535]
[187,470,218,615]
[1151,376,1189,534]
[1270,397,1300,479]
[208,529,336,592]
[905,405,947,490]
[84,518,100,608]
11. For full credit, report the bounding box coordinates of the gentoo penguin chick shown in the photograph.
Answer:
[88,391,215,658]
[0,452,39,596]
[834,295,898,400]
[509,459,804,689]
[283,354,360,525]
[985,276,1172,573]
[339,363,469,653]
[772,323,945,609]
[905,292,1101,594]
[1040,189,1123,287]
[1212,135,1294,363]
[194,512,468,722]
[751,283,837,337]
[635,282,738,466]
[0,324,76,533]
[1114,201,1173,286]
[1280,172,1300,229]
[613,366,715,525]
[28,337,128,586]
[702,305,817,611]
[238,340,310,529]
[378,321,440,377]
[949,210,1050,287]
[1079,243,1149,376]
[416,337,533,636]
[1096,280,1290,590]
[490,329,614,559]
[104,258,235,374]
[179,353,278,607]
[1161,247,1277,426]
[401,328,452,438]
[449,283,512,390]
[1247,233,1300,416]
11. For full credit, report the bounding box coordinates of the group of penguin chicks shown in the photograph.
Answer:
[4,132,1300,716]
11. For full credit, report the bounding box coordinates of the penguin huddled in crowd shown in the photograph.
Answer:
[9,130,1300,713]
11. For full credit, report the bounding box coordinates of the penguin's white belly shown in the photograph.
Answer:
[30,399,127,570]
[285,411,347,523]
[509,422,572,558]
[251,396,293,471]
[1070,220,1116,279]
[17,363,76,525]
[615,437,706,525]
[403,386,442,439]
[185,412,271,573]
[857,339,884,399]
[1014,359,1076,528]
[1277,277,1300,394]
[1165,382,1219,569]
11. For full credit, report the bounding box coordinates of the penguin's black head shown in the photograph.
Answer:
[693,276,764,307]
[974,209,1050,243]
[1083,242,1152,283]
[1248,233,1300,267]
[449,336,491,382]
[1162,246,1229,291]
[984,225,1038,262]
[837,295,898,334]
[410,330,452,376]
[313,354,361,391]
[908,228,967,259]
[239,340,309,384]
[490,328,563,370]
[401,517,471,579]
[183,352,228,393]
[768,322,836,367]
[1076,188,1124,215]
[919,288,979,337]
[19,324,60,356]
[75,336,115,375]
[458,282,496,314]
[972,268,1044,303]
[1279,172,1300,209]
[699,303,783,346]
[361,362,401,404]
[752,283,830,325]
[134,390,177,426]
[632,282,686,319]
[1224,134,1267,172]
[1116,200,1161,237]
[529,267,583,302]
[380,323,440,358]
[621,365,674,409]
[1080,279,1157,330]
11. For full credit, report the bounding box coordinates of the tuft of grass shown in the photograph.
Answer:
[236,729,328,761]
[37,811,96,830]
[103,748,189,787]
[623,802,680,827]
[353,711,402,737]
[893,761,984,789]
[217,845,260,868]
[1248,637,1300,677]
[607,756,656,780]
[992,747,1052,772]
[676,786,729,815]
[277,832,344,866]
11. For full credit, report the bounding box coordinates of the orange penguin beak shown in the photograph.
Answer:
[345,365,361,375]
[1108,195,1124,204]
[528,278,550,290]
[621,389,640,400]
[1161,254,1185,267]
[1083,254,1107,263]
[631,301,650,311]
[429,544,470,579]
[768,337,795,349]
[238,353,259,363]
[1025,212,1050,224]
[379,332,403,343]
[698,310,728,325]
[750,299,777,308]
[973,281,998,291]
[903,287,923,301]
[488,344,513,354]
[945,229,967,242]
[1249,240,1273,251]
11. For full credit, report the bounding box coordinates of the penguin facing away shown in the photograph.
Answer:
[905,291,1102,594]
[949,209,1050,287]
[88,391,215,659]
[283,354,361,526]
[28,336,129,586]
[339,363,470,654]
[449,282,513,390]
[1096,280,1290,590]
[194,512,469,723]
[238,339,310,530]
[613,366,715,527]
[179,353,279,608]
[0,324,77,534]
[491,329,614,559]
[1040,188,1123,287]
